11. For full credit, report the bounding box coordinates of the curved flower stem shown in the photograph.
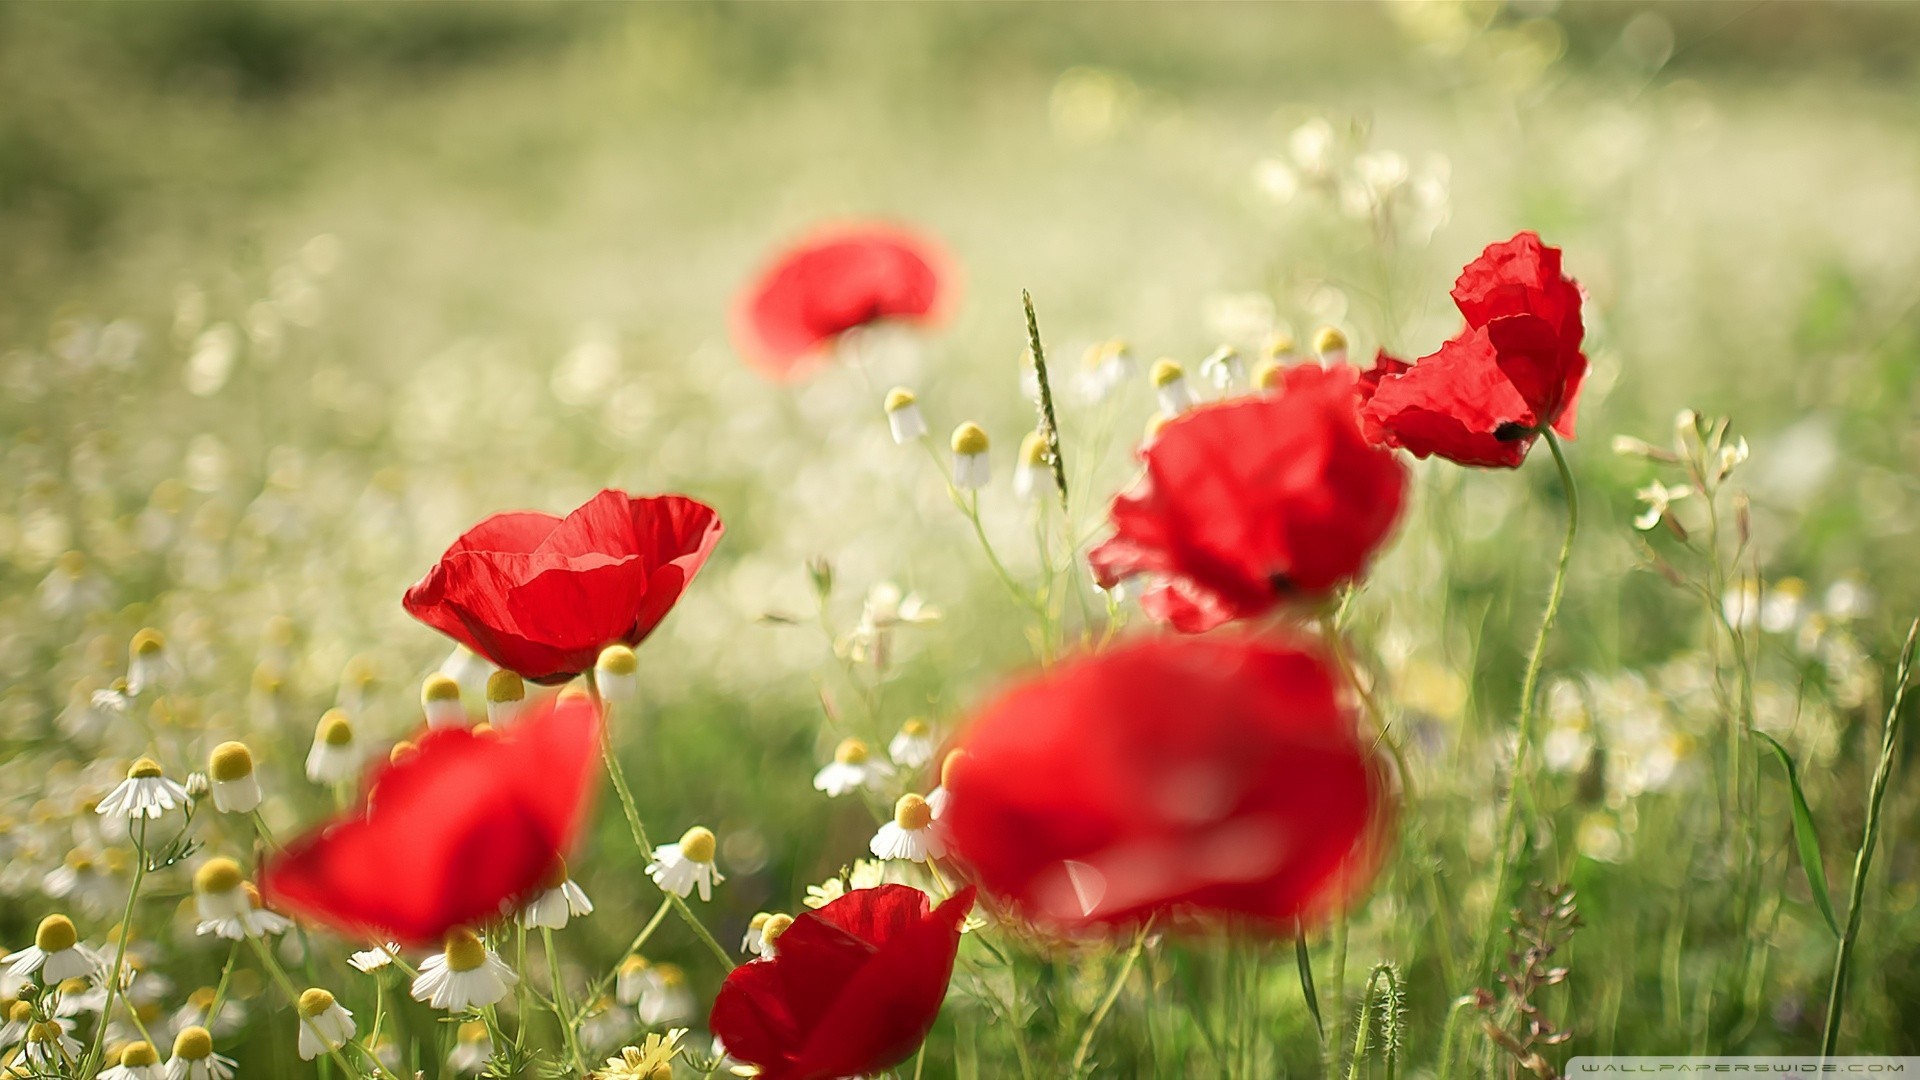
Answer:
[246,935,385,1080]
[1820,618,1919,1056]
[1069,917,1154,1078]
[1477,428,1579,982]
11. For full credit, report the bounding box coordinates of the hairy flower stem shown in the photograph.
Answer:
[1820,618,1919,1056]
[84,816,149,1075]
[1070,917,1154,1078]
[1478,428,1579,983]
[595,708,737,972]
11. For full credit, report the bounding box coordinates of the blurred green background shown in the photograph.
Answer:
[4,2,1920,1073]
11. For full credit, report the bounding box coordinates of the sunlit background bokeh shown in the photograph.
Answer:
[4,3,1920,1072]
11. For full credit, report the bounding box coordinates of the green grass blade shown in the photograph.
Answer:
[1757,729,1841,937]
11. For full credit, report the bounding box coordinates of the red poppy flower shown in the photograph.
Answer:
[732,222,954,379]
[1358,231,1587,468]
[403,489,724,684]
[941,635,1388,930]
[1088,364,1407,633]
[710,884,975,1080]
[260,693,601,946]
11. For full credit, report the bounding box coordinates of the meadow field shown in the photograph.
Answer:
[2,4,1919,1078]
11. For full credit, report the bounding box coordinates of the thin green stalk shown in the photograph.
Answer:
[1070,917,1154,1078]
[592,683,737,972]
[1820,617,1919,1056]
[542,926,588,1075]
[1478,428,1579,980]
[84,816,149,1075]
[247,935,383,1080]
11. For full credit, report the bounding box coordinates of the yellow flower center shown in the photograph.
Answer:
[28,1020,61,1043]
[618,955,650,976]
[194,858,244,897]
[35,914,77,953]
[296,988,335,1018]
[894,793,933,831]
[443,928,488,973]
[127,757,163,780]
[131,628,166,657]
[597,645,638,676]
[187,987,217,1009]
[655,963,685,987]
[1019,431,1049,468]
[65,850,94,872]
[761,913,794,948]
[486,670,525,704]
[317,710,354,747]
[421,674,461,704]
[173,1026,214,1061]
[390,740,416,763]
[834,738,870,765]
[1311,325,1347,355]
[1251,359,1283,391]
[7,1001,30,1022]
[678,826,716,864]
[208,742,254,782]
[456,1020,489,1044]
[902,717,930,738]
[884,386,917,413]
[950,422,989,456]
[119,1042,159,1067]
[1263,330,1296,359]
[1150,358,1184,388]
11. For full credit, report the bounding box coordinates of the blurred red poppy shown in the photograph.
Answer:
[710,884,975,1080]
[1089,364,1407,633]
[1358,231,1587,468]
[942,635,1388,930]
[403,489,723,684]
[732,222,954,379]
[260,692,601,946]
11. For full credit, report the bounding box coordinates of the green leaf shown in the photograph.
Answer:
[1756,730,1841,937]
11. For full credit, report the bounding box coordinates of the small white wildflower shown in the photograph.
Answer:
[647,826,723,901]
[410,929,518,1012]
[1633,480,1692,531]
[870,794,947,863]
[305,710,362,784]
[951,422,990,490]
[97,758,191,820]
[205,742,261,815]
[1150,359,1193,416]
[595,645,639,703]
[294,988,354,1061]
[519,863,594,931]
[888,718,937,769]
[884,387,927,444]
[813,738,894,797]
[421,674,466,730]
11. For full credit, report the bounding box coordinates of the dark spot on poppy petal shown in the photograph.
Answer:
[1268,573,1295,595]
[1493,422,1531,442]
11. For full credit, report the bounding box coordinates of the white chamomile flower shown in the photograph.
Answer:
[305,709,362,784]
[615,955,659,1007]
[166,1025,236,1080]
[90,681,133,718]
[888,717,937,769]
[519,862,594,930]
[1311,325,1348,368]
[192,861,291,941]
[205,742,261,815]
[1150,358,1194,416]
[0,999,38,1045]
[1012,431,1052,504]
[636,963,693,1026]
[647,826,723,901]
[597,1028,689,1078]
[1075,338,1134,402]
[871,794,947,863]
[349,943,401,974]
[884,387,927,444]
[596,645,639,702]
[126,629,171,695]
[950,422,990,490]
[5,914,103,984]
[754,914,794,959]
[1633,480,1692,531]
[97,758,191,820]
[101,1039,165,1080]
[740,912,771,955]
[448,1019,492,1074]
[1198,345,1245,390]
[410,929,518,1012]
[813,738,894,797]
[1262,330,1298,368]
[21,1017,84,1068]
[421,674,466,730]
[294,988,354,1061]
[486,670,526,728]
